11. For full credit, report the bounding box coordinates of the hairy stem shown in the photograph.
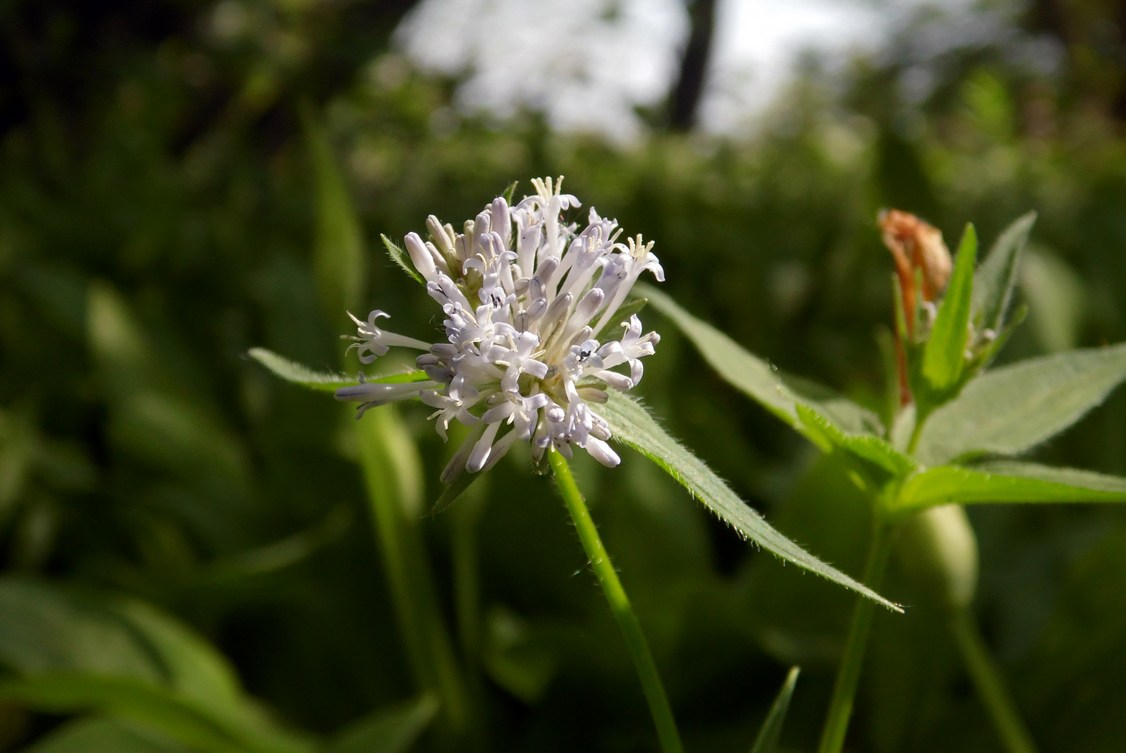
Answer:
[549,451,684,753]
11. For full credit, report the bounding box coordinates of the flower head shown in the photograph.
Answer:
[336,177,663,480]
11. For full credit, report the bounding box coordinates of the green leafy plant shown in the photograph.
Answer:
[252,171,901,752]
[642,212,1126,753]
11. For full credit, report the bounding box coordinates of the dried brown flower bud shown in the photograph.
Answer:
[879,209,952,333]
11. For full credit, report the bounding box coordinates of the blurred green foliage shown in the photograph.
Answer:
[2,1,1125,751]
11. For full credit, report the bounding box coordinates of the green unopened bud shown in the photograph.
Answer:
[896,505,978,612]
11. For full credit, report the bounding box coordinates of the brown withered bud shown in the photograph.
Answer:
[879,209,952,336]
[879,209,953,406]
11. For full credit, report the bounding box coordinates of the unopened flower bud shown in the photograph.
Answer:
[879,209,952,334]
[896,505,978,613]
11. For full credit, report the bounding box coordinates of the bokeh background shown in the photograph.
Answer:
[2,1,1125,751]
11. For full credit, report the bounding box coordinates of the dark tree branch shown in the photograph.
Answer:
[667,0,717,132]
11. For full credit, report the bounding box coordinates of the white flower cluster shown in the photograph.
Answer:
[336,177,664,480]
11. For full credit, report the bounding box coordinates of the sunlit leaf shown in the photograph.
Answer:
[641,285,882,437]
[794,404,916,482]
[920,224,976,401]
[891,461,1126,515]
[600,393,900,611]
[914,342,1126,465]
[749,667,800,753]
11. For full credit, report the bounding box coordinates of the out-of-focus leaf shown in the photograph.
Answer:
[920,224,976,401]
[913,343,1126,465]
[748,666,800,753]
[480,608,559,704]
[89,284,249,497]
[19,717,191,753]
[972,212,1036,335]
[303,106,366,317]
[0,578,311,753]
[0,676,309,753]
[354,409,472,736]
[893,505,978,612]
[429,469,482,517]
[600,393,900,611]
[641,285,882,436]
[0,579,238,702]
[1021,249,1084,352]
[323,695,438,753]
[891,461,1126,515]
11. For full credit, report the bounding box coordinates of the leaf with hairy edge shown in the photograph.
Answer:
[640,285,881,437]
[914,342,1126,465]
[972,212,1036,334]
[248,348,355,392]
[920,224,976,399]
[890,461,1126,515]
[600,392,900,611]
[382,234,425,286]
[248,348,432,394]
[749,667,800,753]
[794,404,916,481]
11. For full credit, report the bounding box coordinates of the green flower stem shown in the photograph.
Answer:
[949,609,1039,753]
[548,450,684,753]
[356,409,473,743]
[451,482,487,697]
[817,515,895,753]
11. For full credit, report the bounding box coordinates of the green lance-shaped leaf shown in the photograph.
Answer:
[913,342,1126,465]
[919,223,976,402]
[972,212,1037,335]
[640,285,882,437]
[600,393,900,611]
[749,667,801,753]
[891,461,1126,515]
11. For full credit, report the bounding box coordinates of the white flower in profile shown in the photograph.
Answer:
[336,177,663,481]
